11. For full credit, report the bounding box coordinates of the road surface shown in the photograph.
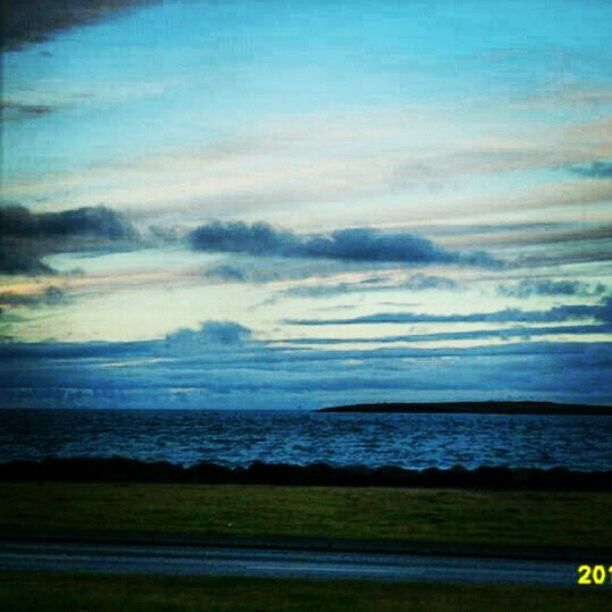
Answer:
[0,540,603,587]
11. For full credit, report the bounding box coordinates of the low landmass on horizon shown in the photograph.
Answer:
[318,401,612,416]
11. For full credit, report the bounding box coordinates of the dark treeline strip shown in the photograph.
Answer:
[318,401,612,415]
[0,458,610,491]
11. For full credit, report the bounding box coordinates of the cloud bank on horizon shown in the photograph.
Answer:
[0,0,611,407]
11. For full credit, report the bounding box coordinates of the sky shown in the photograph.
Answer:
[1,0,611,409]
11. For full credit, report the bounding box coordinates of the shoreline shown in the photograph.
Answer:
[1,457,610,490]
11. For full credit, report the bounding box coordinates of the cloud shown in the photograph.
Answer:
[284,273,460,299]
[0,205,137,240]
[190,221,501,268]
[572,160,612,179]
[0,333,610,409]
[2,0,159,51]
[405,274,460,291]
[165,321,252,348]
[0,101,55,121]
[278,323,611,346]
[287,297,612,326]
[203,264,288,284]
[498,279,608,299]
[0,286,66,309]
[203,258,370,287]
[204,265,247,282]
[0,205,139,275]
[285,277,390,299]
[2,79,185,124]
[0,246,53,275]
[5,98,612,225]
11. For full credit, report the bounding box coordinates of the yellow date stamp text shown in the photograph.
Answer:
[577,565,612,586]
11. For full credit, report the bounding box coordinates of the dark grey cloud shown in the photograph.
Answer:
[0,245,53,275]
[1,0,159,51]
[0,101,55,121]
[498,278,608,299]
[0,205,139,275]
[572,160,612,179]
[0,205,137,240]
[190,221,500,268]
[287,297,612,326]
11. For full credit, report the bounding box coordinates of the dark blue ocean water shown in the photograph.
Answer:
[1,409,611,471]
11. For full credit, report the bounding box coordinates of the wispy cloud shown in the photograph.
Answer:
[571,160,612,179]
[1,78,185,124]
[286,298,612,327]
[4,99,611,228]
[203,265,250,283]
[0,101,54,121]
[498,278,608,299]
[0,286,66,309]
[277,323,611,346]
[283,273,460,298]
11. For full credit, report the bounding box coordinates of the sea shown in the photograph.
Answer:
[1,409,611,471]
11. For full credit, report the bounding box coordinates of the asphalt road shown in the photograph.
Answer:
[0,540,601,587]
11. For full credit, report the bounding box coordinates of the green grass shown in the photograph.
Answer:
[1,483,611,549]
[0,572,608,611]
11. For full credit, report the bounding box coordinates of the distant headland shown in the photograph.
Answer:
[317,401,612,416]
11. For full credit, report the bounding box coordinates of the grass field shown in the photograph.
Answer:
[0,572,608,612]
[1,482,610,549]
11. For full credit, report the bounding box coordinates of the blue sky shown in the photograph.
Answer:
[1,0,611,408]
